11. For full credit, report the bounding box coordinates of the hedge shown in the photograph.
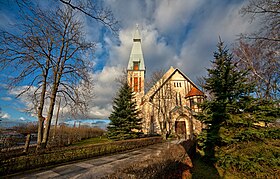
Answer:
[0,137,162,176]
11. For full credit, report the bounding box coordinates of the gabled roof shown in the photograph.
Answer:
[144,66,203,100]
[185,87,205,98]
[127,26,145,71]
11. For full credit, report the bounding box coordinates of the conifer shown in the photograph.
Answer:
[199,40,253,161]
[198,40,280,176]
[107,82,143,140]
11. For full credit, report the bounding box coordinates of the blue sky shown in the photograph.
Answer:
[0,0,257,126]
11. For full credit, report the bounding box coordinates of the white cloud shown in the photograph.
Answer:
[2,112,10,119]
[88,66,124,119]
[102,0,256,79]
[1,97,12,101]
[2,0,258,120]
[81,0,258,120]
[154,0,203,35]
[19,117,25,121]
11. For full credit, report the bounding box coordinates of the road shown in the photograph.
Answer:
[10,141,176,179]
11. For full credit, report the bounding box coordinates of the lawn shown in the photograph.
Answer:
[71,136,112,146]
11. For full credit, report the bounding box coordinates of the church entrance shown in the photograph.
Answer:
[175,121,186,139]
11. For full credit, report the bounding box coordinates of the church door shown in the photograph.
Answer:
[175,121,186,139]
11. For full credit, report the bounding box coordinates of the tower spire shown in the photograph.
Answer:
[133,24,141,42]
[127,25,145,71]
[127,24,146,99]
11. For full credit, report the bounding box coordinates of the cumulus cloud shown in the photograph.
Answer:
[71,0,257,120]
[2,0,258,120]
[87,66,124,119]
[101,0,256,79]
[85,0,257,120]
[19,117,25,121]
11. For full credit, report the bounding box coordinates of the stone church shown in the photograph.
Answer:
[127,27,205,139]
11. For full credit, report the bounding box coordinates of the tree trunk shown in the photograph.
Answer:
[36,75,48,151]
[23,133,31,153]
[41,65,63,148]
[36,59,49,152]
[53,97,61,138]
[36,118,44,151]
[41,39,64,149]
[41,85,58,149]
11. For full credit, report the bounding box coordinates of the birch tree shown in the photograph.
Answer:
[235,0,280,100]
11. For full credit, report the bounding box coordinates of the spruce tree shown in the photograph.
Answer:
[199,40,253,161]
[198,40,280,176]
[107,82,143,140]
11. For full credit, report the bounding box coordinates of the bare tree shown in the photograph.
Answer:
[234,40,280,100]
[59,0,119,32]
[235,0,280,100]
[0,1,115,150]
[240,0,280,42]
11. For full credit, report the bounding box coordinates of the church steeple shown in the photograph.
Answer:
[127,25,145,99]
[127,25,145,71]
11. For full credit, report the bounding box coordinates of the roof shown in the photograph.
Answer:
[185,87,204,98]
[127,25,145,71]
[145,66,203,99]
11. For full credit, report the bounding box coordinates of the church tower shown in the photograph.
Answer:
[127,25,145,104]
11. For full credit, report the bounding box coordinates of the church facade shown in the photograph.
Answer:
[127,27,205,139]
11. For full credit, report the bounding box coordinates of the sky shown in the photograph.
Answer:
[0,0,258,127]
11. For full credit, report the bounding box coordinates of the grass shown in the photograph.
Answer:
[70,136,111,146]
[191,137,280,178]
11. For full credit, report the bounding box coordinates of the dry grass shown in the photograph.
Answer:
[48,126,105,147]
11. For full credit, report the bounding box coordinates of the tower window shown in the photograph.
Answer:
[134,77,138,92]
[133,62,139,70]
[139,77,141,92]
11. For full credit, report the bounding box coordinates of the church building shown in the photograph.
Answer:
[127,26,205,139]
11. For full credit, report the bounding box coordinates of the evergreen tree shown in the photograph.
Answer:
[198,40,253,161]
[107,82,143,140]
[198,40,280,177]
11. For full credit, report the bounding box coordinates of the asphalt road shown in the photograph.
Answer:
[10,141,175,179]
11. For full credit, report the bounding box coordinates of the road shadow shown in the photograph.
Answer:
[190,151,220,179]
[179,140,220,179]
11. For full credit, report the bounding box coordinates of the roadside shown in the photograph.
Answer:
[9,142,174,179]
